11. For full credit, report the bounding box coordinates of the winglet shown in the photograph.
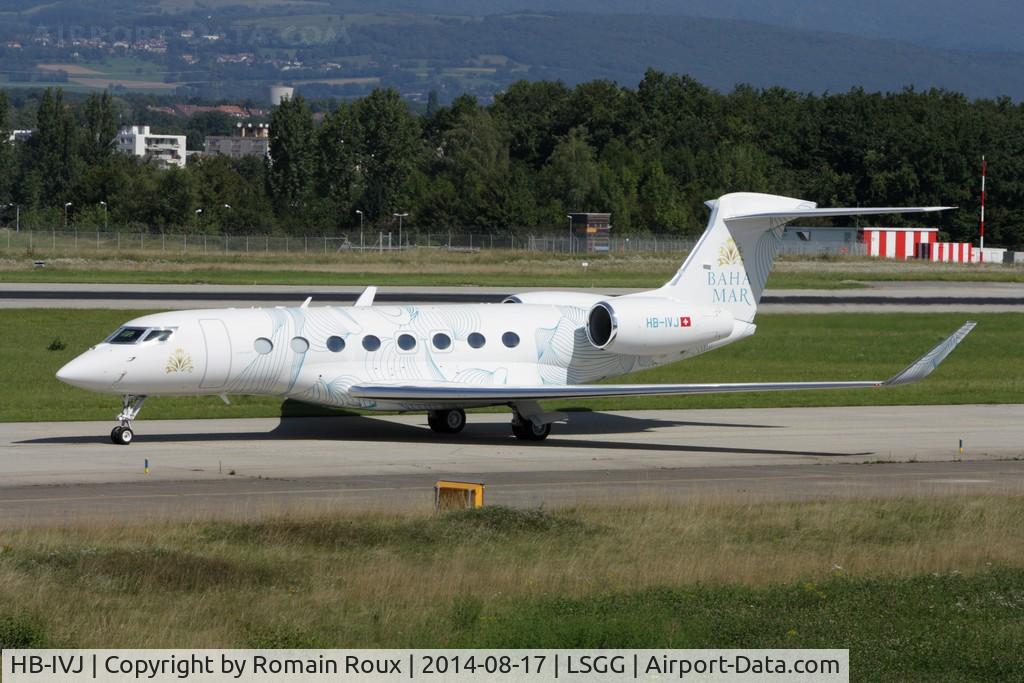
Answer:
[884,321,976,386]
[354,286,377,307]
[300,296,312,309]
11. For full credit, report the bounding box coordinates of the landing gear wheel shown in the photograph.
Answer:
[109,394,146,446]
[512,419,551,441]
[111,426,133,445]
[427,409,466,434]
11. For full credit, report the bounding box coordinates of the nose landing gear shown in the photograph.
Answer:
[110,394,147,445]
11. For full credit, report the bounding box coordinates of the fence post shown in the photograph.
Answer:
[184,234,187,252]
[117,232,120,250]
[204,235,207,253]
[141,233,144,250]
[267,236,269,253]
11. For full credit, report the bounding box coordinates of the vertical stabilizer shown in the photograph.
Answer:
[650,192,951,324]
[654,193,814,324]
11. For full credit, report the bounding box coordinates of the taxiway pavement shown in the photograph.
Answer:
[1,405,1021,526]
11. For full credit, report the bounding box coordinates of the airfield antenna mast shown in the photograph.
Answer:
[979,155,986,259]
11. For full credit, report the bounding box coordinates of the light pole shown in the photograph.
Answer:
[194,208,203,230]
[356,209,364,249]
[4,204,17,232]
[392,212,408,249]
[566,214,573,254]
[64,202,72,228]
[99,201,107,230]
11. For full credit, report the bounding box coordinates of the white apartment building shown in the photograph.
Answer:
[116,125,187,168]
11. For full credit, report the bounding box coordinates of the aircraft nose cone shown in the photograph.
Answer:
[56,354,106,390]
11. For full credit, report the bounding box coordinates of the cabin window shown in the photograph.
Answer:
[362,335,381,351]
[326,335,346,352]
[468,332,486,349]
[253,337,273,354]
[107,327,147,344]
[290,336,309,353]
[144,329,173,343]
[502,331,520,348]
[432,333,452,350]
[397,333,417,351]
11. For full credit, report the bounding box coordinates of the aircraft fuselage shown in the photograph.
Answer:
[57,303,690,410]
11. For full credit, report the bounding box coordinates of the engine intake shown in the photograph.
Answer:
[586,296,734,356]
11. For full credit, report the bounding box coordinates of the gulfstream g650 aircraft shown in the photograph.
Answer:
[57,192,975,445]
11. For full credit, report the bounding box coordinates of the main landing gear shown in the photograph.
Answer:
[511,413,551,441]
[428,408,466,434]
[425,405,553,441]
[110,394,146,445]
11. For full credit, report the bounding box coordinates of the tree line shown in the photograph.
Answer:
[0,71,1018,248]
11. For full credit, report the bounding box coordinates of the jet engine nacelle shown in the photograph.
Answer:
[586,296,734,356]
[503,291,610,308]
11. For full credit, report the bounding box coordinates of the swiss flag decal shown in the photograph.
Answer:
[680,316,692,327]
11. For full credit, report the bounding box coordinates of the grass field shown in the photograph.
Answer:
[1,497,1023,679]
[2,235,1023,288]
[0,311,1019,422]
[2,251,1024,288]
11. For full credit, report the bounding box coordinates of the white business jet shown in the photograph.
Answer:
[56,192,975,445]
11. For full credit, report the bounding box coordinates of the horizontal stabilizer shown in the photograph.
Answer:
[726,206,954,225]
[350,322,974,405]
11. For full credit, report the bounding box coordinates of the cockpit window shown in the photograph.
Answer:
[107,327,147,344]
[144,329,173,343]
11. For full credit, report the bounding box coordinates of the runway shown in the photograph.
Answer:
[2,281,1024,311]
[2,404,1022,526]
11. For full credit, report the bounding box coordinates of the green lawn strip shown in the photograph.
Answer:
[1,311,1019,422]
[4,311,1019,421]
[0,267,658,288]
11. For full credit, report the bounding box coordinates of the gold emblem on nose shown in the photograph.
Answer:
[166,347,194,373]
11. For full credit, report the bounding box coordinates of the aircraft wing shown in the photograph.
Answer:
[350,321,975,404]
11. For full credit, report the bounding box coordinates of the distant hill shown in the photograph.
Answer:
[319,0,1024,54]
[341,13,1024,99]
[5,2,1024,100]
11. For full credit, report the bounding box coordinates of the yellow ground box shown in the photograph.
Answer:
[434,480,484,510]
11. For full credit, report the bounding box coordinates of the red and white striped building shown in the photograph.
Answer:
[919,242,975,263]
[861,227,937,260]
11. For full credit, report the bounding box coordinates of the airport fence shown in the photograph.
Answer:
[0,228,701,256]
[0,228,884,258]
